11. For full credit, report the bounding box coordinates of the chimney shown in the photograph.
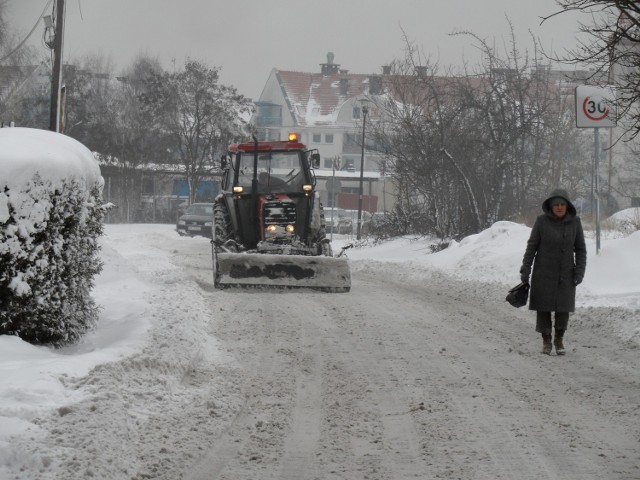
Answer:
[339,78,349,95]
[369,75,382,95]
[382,65,391,75]
[320,51,340,76]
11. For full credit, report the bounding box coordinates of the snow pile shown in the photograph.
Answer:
[605,207,640,236]
[0,128,102,193]
[341,215,640,310]
[0,127,102,243]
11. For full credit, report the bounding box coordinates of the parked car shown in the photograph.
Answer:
[176,203,214,237]
[336,215,353,234]
[343,210,375,235]
[324,208,348,233]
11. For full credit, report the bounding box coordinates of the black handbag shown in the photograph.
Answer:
[506,282,529,308]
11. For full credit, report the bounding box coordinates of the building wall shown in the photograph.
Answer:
[100,165,220,224]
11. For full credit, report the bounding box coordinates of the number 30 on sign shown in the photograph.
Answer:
[575,85,617,128]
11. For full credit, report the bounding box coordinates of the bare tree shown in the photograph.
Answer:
[368,30,589,239]
[454,25,592,218]
[145,60,252,204]
[543,1,640,137]
[0,0,39,65]
[0,0,43,126]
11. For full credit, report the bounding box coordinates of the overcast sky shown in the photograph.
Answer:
[7,0,587,99]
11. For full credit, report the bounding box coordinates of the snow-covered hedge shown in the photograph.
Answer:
[0,128,106,345]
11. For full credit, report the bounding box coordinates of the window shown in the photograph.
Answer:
[142,177,154,195]
[323,157,333,169]
[342,133,360,154]
[237,151,304,193]
[313,133,321,143]
[343,159,355,172]
[325,134,334,143]
[352,107,361,119]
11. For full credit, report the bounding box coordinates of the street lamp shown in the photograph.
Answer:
[356,99,369,240]
[330,155,341,242]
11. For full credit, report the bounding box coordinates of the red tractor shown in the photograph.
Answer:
[212,134,350,292]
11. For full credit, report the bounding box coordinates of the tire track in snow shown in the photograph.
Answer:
[353,266,640,479]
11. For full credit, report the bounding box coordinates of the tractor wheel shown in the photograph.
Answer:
[314,203,332,256]
[213,199,233,248]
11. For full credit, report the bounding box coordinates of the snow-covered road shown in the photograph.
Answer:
[4,225,639,479]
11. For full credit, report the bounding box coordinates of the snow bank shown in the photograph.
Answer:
[340,220,640,309]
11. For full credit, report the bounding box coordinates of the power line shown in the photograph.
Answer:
[0,0,54,63]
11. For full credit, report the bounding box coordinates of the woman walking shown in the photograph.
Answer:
[520,189,587,355]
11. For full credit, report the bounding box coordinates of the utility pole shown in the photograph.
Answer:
[49,0,65,132]
[356,101,369,240]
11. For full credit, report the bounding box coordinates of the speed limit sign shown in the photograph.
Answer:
[575,85,616,128]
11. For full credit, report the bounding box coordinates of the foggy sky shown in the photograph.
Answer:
[7,0,586,99]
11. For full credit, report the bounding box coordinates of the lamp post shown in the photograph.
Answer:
[330,155,341,242]
[356,100,369,240]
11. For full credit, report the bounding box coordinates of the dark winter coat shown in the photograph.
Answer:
[520,189,587,312]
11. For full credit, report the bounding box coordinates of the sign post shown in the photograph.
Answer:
[575,85,617,254]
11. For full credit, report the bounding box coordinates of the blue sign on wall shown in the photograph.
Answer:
[172,180,218,201]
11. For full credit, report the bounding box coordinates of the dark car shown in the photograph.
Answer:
[176,203,214,237]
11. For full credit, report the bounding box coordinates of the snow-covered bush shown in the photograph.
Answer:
[0,128,106,345]
[604,207,640,237]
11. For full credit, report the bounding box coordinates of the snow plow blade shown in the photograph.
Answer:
[214,253,350,292]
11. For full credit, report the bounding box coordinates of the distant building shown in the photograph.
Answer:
[0,63,50,127]
[253,53,393,214]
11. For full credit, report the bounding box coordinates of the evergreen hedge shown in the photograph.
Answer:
[0,174,107,345]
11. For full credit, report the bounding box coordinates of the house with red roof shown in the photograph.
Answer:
[253,53,393,217]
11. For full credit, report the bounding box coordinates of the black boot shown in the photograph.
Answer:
[542,334,552,355]
[554,329,566,356]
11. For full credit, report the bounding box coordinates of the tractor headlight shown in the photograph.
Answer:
[303,184,313,197]
[265,224,294,237]
[233,186,244,194]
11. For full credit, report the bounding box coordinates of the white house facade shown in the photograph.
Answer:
[252,53,395,215]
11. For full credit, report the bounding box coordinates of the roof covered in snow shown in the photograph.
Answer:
[275,69,371,126]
